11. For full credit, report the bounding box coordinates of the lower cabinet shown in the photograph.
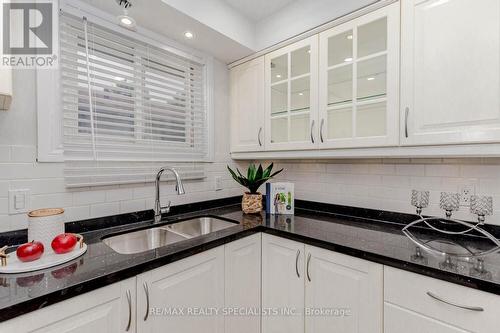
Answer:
[225,233,262,333]
[5,234,500,333]
[384,266,500,333]
[1,277,136,333]
[305,245,383,333]
[385,303,469,333]
[137,247,225,333]
[261,234,383,333]
[262,234,305,333]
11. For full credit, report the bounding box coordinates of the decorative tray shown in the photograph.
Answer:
[0,240,87,274]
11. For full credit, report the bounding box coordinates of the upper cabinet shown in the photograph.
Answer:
[318,3,400,148]
[401,0,500,146]
[264,36,319,151]
[230,0,500,158]
[230,57,266,152]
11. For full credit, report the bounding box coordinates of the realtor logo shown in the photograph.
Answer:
[1,0,58,68]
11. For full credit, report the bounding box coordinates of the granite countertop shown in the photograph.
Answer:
[1,199,500,322]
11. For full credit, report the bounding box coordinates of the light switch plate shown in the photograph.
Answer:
[8,189,31,214]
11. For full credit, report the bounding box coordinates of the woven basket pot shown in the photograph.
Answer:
[242,192,263,214]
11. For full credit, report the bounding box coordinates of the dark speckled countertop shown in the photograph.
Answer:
[1,198,500,322]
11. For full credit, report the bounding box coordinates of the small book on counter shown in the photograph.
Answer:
[266,182,294,215]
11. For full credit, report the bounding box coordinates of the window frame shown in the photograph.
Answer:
[37,0,214,163]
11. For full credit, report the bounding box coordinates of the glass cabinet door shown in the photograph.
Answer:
[266,37,318,150]
[319,3,399,148]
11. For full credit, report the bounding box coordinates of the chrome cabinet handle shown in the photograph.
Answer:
[426,291,484,312]
[319,119,324,143]
[310,120,315,143]
[295,249,301,278]
[258,127,263,147]
[404,107,409,138]
[306,253,312,282]
[126,290,132,331]
[143,282,150,321]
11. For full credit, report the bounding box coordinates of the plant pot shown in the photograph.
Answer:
[242,192,263,214]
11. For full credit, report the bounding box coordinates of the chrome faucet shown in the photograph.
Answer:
[154,167,185,223]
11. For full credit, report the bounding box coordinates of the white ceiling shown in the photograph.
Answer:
[223,0,296,21]
[80,0,254,63]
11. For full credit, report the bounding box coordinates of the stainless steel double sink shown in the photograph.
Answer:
[102,217,238,254]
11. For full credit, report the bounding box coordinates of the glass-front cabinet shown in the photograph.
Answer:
[318,3,400,148]
[265,36,319,150]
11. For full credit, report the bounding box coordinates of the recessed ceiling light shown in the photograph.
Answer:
[276,74,282,78]
[298,92,304,96]
[117,13,136,30]
[347,35,353,40]
[184,31,194,39]
[307,50,311,54]
[367,77,375,81]
[344,57,353,62]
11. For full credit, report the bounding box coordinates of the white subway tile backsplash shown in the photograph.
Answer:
[31,193,73,209]
[0,146,11,162]
[64,206,91,222]
[461,165,500,178]
[119,199,146,213]
[0,181,8,197]
[424,164,460,177]
[73,190,105,205]
[10,145,36,162]
[0,198,8,215]
[105,188,134,202]
[91,202,120,218]
[395,164,425,176]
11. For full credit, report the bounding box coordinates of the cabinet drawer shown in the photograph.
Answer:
[384,267,499,333]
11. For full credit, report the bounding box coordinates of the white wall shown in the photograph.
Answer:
[0,60,248,232]
[273,159,500,226]
[254,0,375,50]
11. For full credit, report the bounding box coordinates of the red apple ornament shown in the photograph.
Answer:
[51,233,78,254]
[16,241,44,262]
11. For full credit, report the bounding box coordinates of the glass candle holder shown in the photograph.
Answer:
[470,195,493,224]
[411,190,429,215]
[440,192,460,218]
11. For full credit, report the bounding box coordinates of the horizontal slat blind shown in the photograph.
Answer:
[60,13,208,188]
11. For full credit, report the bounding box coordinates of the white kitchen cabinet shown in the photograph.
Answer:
[262,234,305,333]
[385,303,469,333]
[318,2,400,149]
[230,57,266,152]
[401,0,500,145]
[265,36,319,151]
[304,245,383,333]
[384,266,500,333]
[137,247,225,333]
[1,277,136,333]
[225,233,262,333]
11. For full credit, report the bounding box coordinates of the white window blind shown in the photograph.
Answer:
[60,13,209,188]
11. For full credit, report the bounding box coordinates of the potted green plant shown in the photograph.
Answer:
[227,163,283,214]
